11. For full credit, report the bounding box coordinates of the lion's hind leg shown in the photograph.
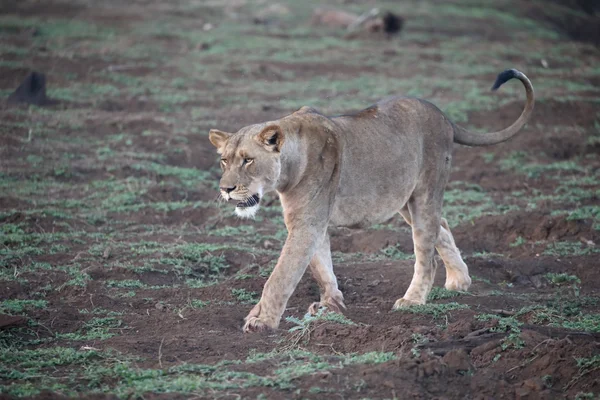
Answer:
[398,208,471,293]
[307,234,346,315]
[438,218,471,291]
[393,198,441,309]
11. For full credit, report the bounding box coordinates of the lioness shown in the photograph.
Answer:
[209,69,534,332]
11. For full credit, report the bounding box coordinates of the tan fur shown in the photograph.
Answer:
[208,70,534,332]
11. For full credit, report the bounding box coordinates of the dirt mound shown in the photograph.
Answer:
[284,316,600,399]
[454,211,598,254]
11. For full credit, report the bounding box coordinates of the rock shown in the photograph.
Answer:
[8,71,53,106]
[442,349,473,373]
[382,12,403,34]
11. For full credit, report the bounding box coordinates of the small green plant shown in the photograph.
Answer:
[380,244,413,260]
[190,299,209,309]
[283,308,355,350]
[411,333,429,345]
[476,314,524,350]
[411,347,421,358]
[427,287,462,301]
[574,393,595,400]
[410,333,429,358]
[509,236,526,247]
[565,355,600,390]
[231,288,258,304]
[287,309,355,332]
[544,272,581,286]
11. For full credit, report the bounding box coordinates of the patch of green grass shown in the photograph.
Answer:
[286,308,356,333]
[2,345,397,397]
[560,314,600,332]
[106,280,147,289]
[230,288,258,304]
[283,308,356,349]
[574,393,595,400]
[476,313,524,350]
[380,244,414,260]
[565,355,600,391]
[559,205,600,230]
[161,243,229,275]
[0,299,47,314]
[544,272,581,286]
[401,302,470,319]
[519,303,600,333]
[543,241,600,257]
[500,152,588,179]
[427,287,463,301]
[130,162,210,189]
[189,299,209,309]
[56,317,123,341]
[442,183,517,227]
[57,265,91,290]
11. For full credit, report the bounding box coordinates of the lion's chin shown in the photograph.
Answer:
[235,203,259,219]
[234,194,260,219]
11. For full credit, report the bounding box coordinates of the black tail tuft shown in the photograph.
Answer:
[491,69,519,91]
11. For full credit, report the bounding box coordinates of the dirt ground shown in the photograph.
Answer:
[1,0,599,399]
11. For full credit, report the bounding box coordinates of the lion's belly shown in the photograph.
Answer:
[329,191,411,228]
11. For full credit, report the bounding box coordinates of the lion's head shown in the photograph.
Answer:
[209,124,285,218]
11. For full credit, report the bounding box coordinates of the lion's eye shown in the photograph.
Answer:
[221,159,228,165]
[243,158,254,166]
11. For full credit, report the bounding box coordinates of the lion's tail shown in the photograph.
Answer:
[453,69,534,147]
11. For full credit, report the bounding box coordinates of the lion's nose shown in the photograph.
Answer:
[221,186,236,193]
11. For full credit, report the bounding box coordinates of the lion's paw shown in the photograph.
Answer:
[242,316,276,333]
[392,297,423,310]
[242,302,278,333]
[445,274,472,292]
[308,293,346,315]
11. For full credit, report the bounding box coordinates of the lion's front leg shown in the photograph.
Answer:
[243,227,324,333]
[307,233,345,315]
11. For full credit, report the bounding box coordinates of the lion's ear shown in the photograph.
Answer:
[295,106,317,115]
[209,129,232,152]
[256,125,284,152]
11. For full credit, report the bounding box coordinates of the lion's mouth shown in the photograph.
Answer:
[236,194,260,208]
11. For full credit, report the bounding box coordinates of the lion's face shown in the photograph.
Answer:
[209,124,284,218]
